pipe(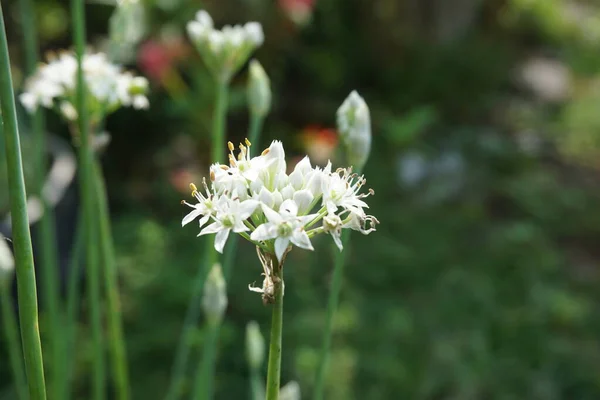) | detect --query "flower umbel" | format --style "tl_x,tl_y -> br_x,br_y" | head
19,51 -> 149,124
187,10 -> 264,83
181,139 -> 378,298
